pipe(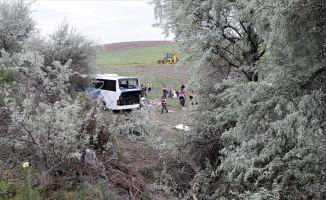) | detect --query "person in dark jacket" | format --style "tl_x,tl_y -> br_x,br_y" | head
180,82 -> 185,92
162,85 -> 168,98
